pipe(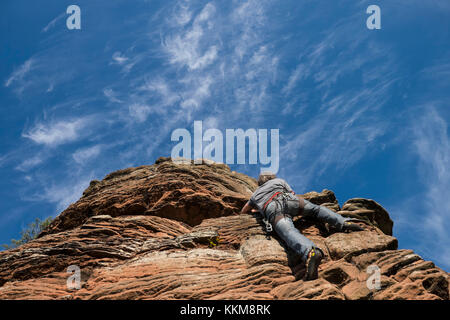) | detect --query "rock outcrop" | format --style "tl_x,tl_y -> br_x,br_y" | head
0,157 -> 448,300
